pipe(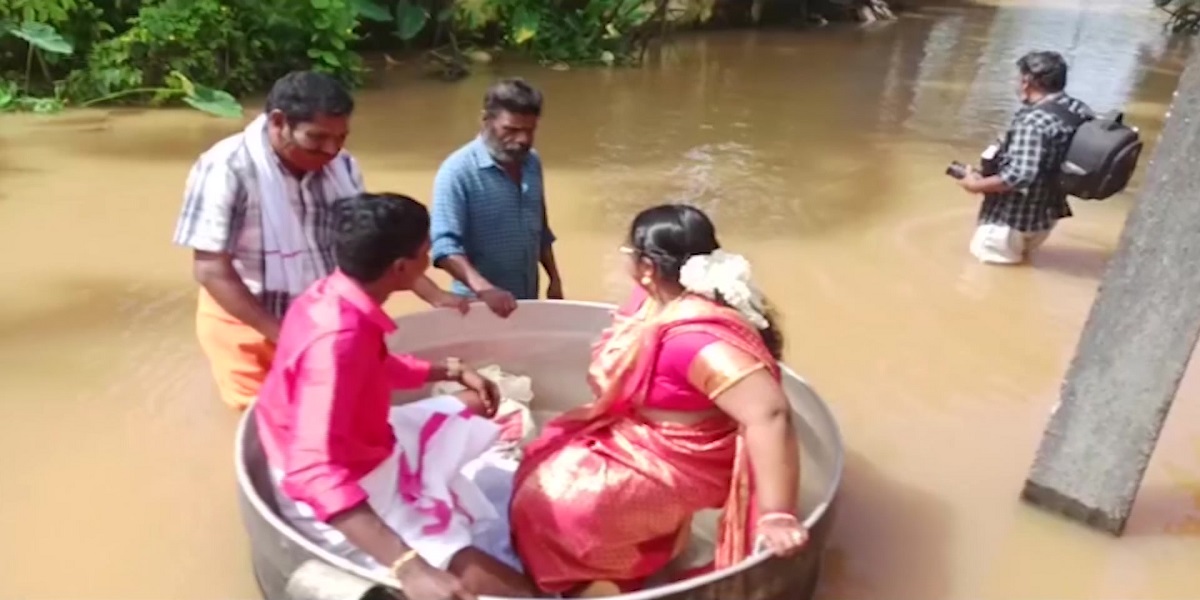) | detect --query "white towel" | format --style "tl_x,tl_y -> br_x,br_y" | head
375,395 -> 501,569
243,114 -> 359,298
